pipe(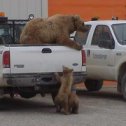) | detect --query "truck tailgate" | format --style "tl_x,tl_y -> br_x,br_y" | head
10,45 -> 83,74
